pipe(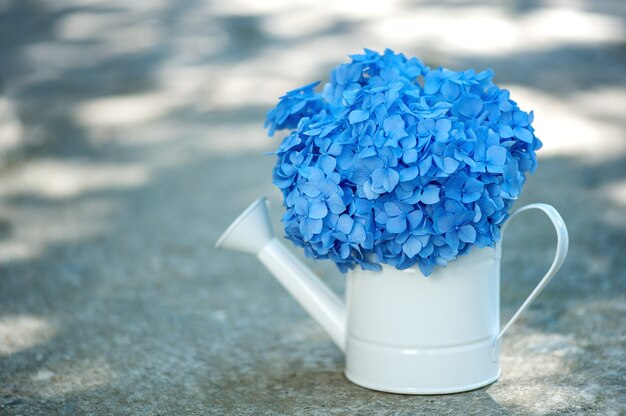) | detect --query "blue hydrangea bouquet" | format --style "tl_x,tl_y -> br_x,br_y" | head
265,49 -> 541,276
